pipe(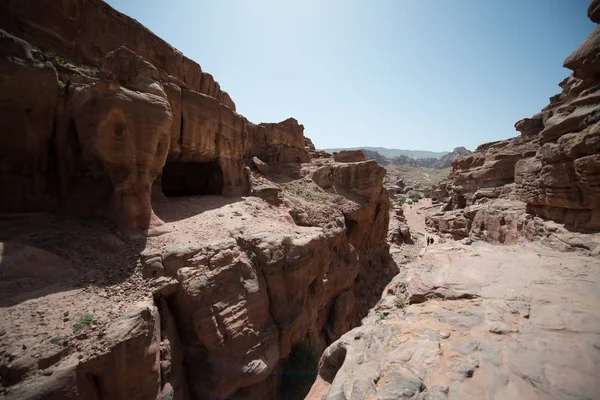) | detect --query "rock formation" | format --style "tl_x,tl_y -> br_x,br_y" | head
426,7 -> 600,254
0,1 -> 393,399
434,146 -> 472,169
0,0 -> 235,109
307,241 -> 600,400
